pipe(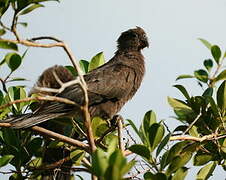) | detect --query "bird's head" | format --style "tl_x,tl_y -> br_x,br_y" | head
117,27 -> 149,51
